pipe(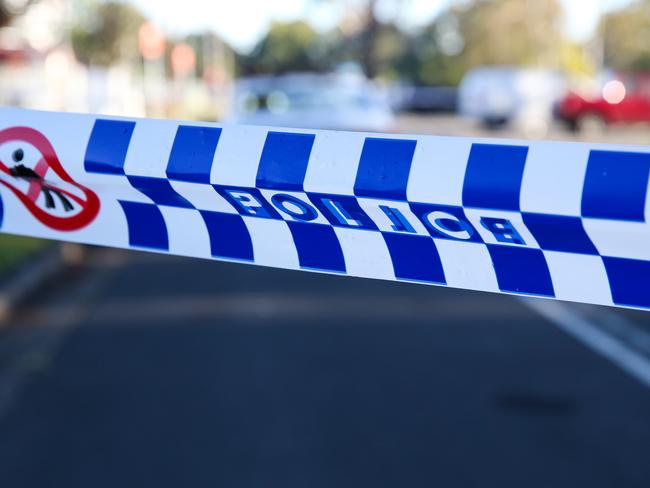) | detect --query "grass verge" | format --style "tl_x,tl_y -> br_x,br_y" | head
0,234 -> 51,277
